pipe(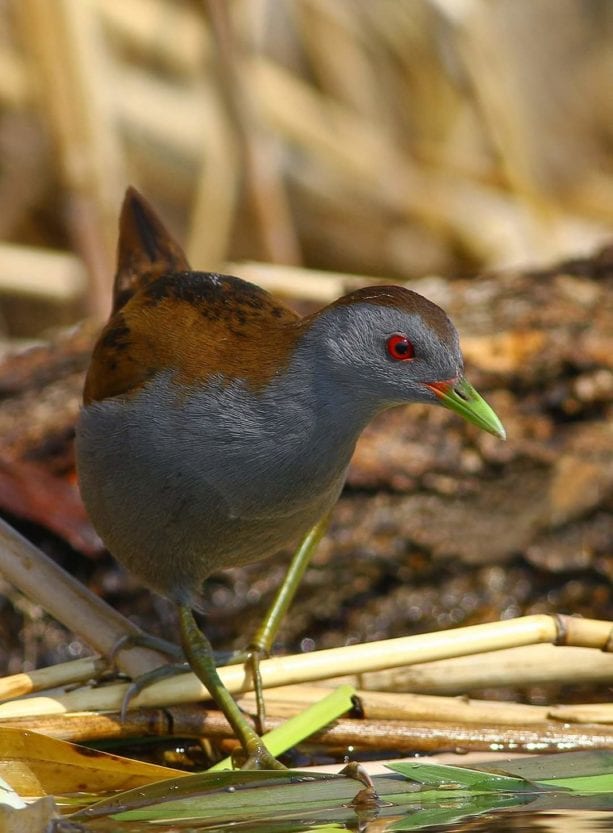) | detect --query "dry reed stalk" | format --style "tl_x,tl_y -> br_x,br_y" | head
345,643 -> 613,695
252,56 -> 419,201
7,7 -> 588,275
0,48 -> 30,110
238,684 -> 549,726
224,261 -> 367,302
186,87 -> 241,269
239,684 -> 613,728
16,0 -> 126,320
0,708 -> 181,744
3,0 -> 608,282
0,518 -> 166,681
0,658 -> 106,702
205,0 -> 301,265
295,716 -> 613,754
295,2 -> 382,118
2,706 -> 611,754
98,0 -> 208,77
0,243 -> 85,301
549,704 -> 613,725
439,1 -> 543,201
116,69 -> 210,162
0,614 -> 610,720
250,55 -> 569,269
